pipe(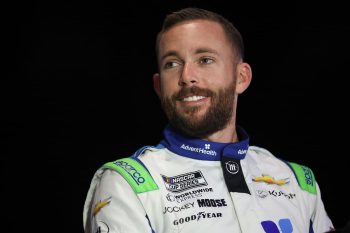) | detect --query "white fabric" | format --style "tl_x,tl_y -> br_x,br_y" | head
83,146 -> 333,233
